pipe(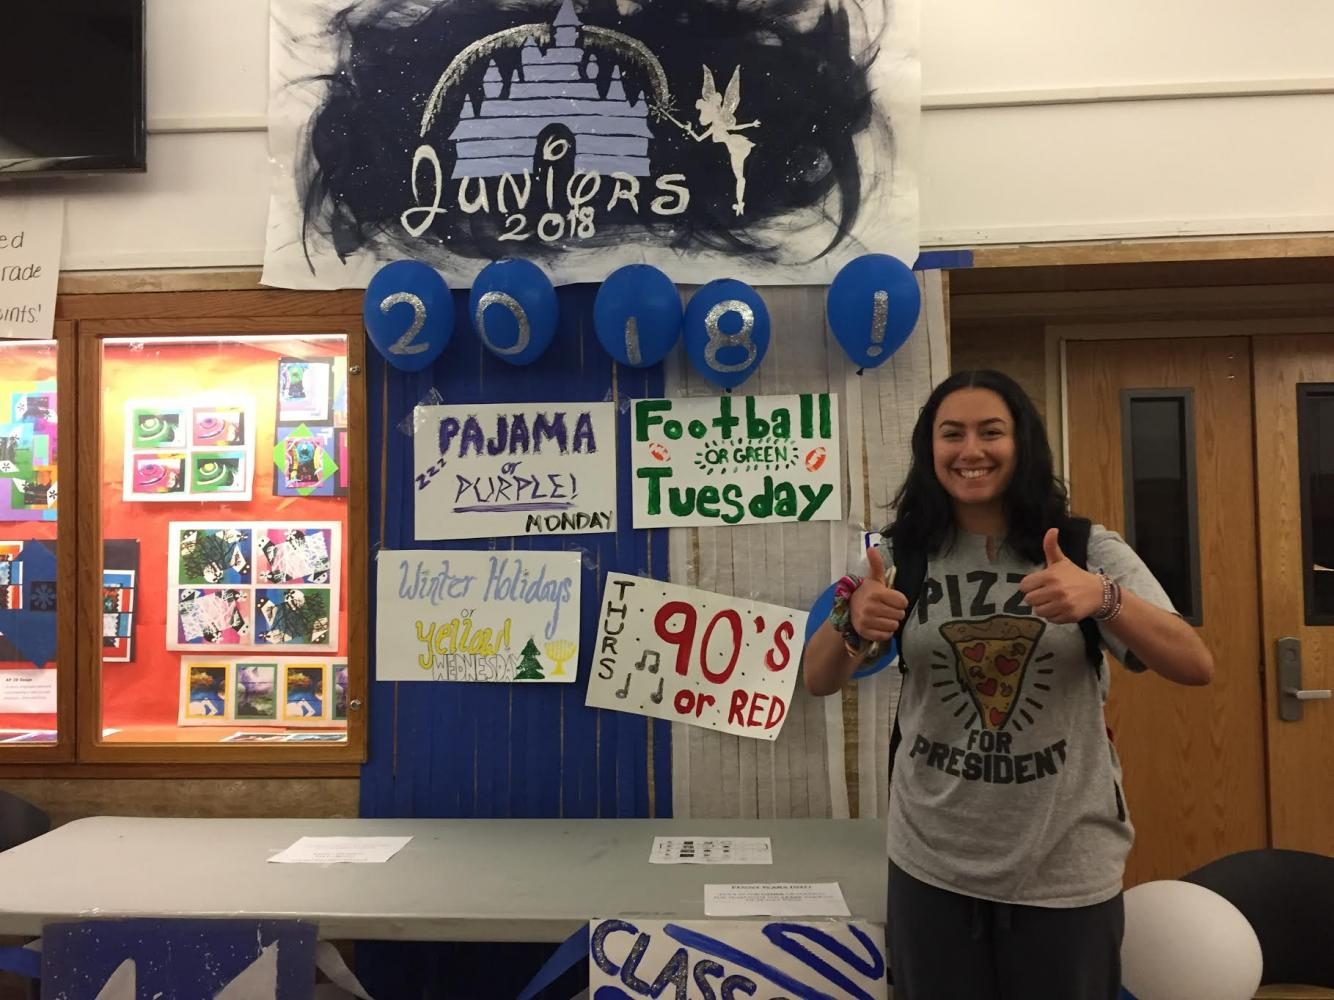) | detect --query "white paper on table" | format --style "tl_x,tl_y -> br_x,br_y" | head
267,836 -> 412,864
650,836 -> 772,865
704,882 -> 851,917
